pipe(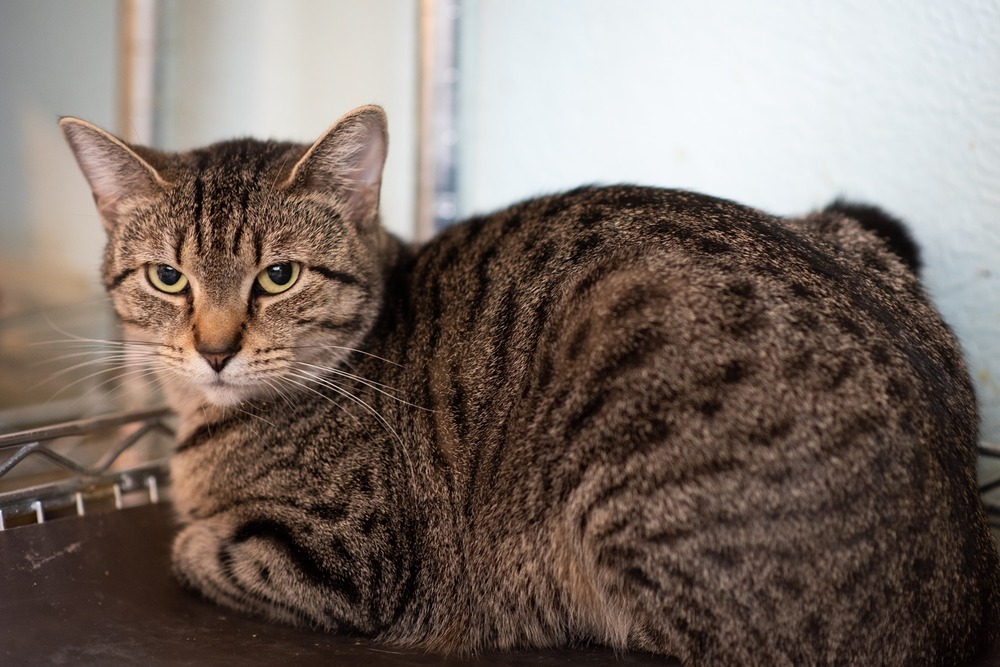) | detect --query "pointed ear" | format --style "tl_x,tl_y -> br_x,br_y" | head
283,105 -> 388,225
59,117 -> 166,230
